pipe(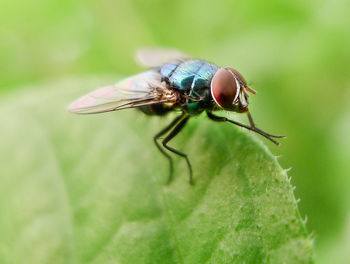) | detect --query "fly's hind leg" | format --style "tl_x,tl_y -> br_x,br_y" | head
162,116 -> 193,184
154,114 -> 184,184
